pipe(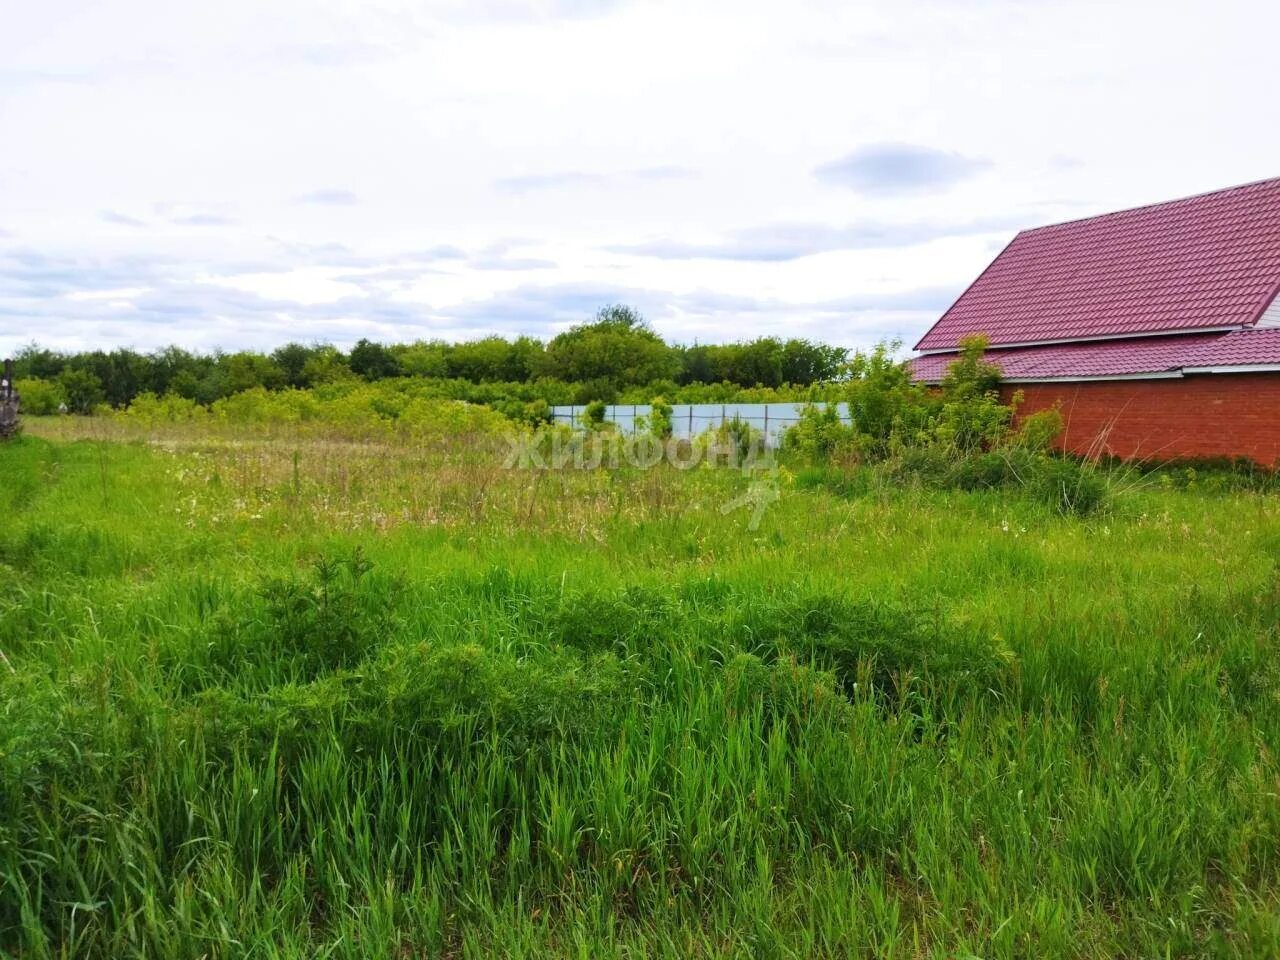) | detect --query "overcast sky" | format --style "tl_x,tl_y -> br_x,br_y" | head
3,0 -> 1278,356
